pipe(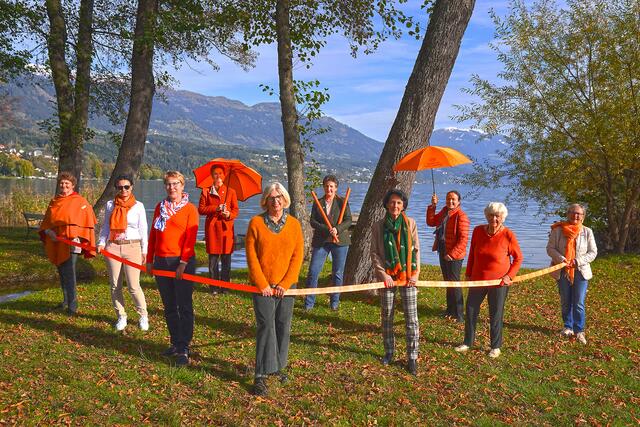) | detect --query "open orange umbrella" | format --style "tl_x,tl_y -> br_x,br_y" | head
393,146 -> 472,194
193,158 -> 262,201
